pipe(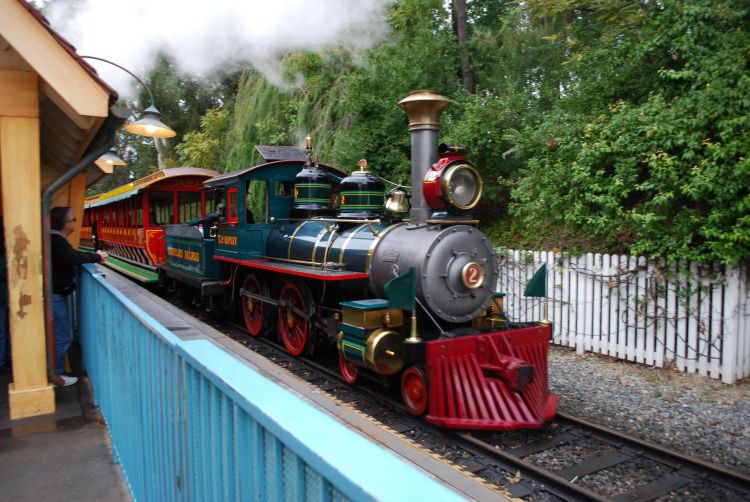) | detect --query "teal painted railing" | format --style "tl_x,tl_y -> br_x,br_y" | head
77,265 -> 462,501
